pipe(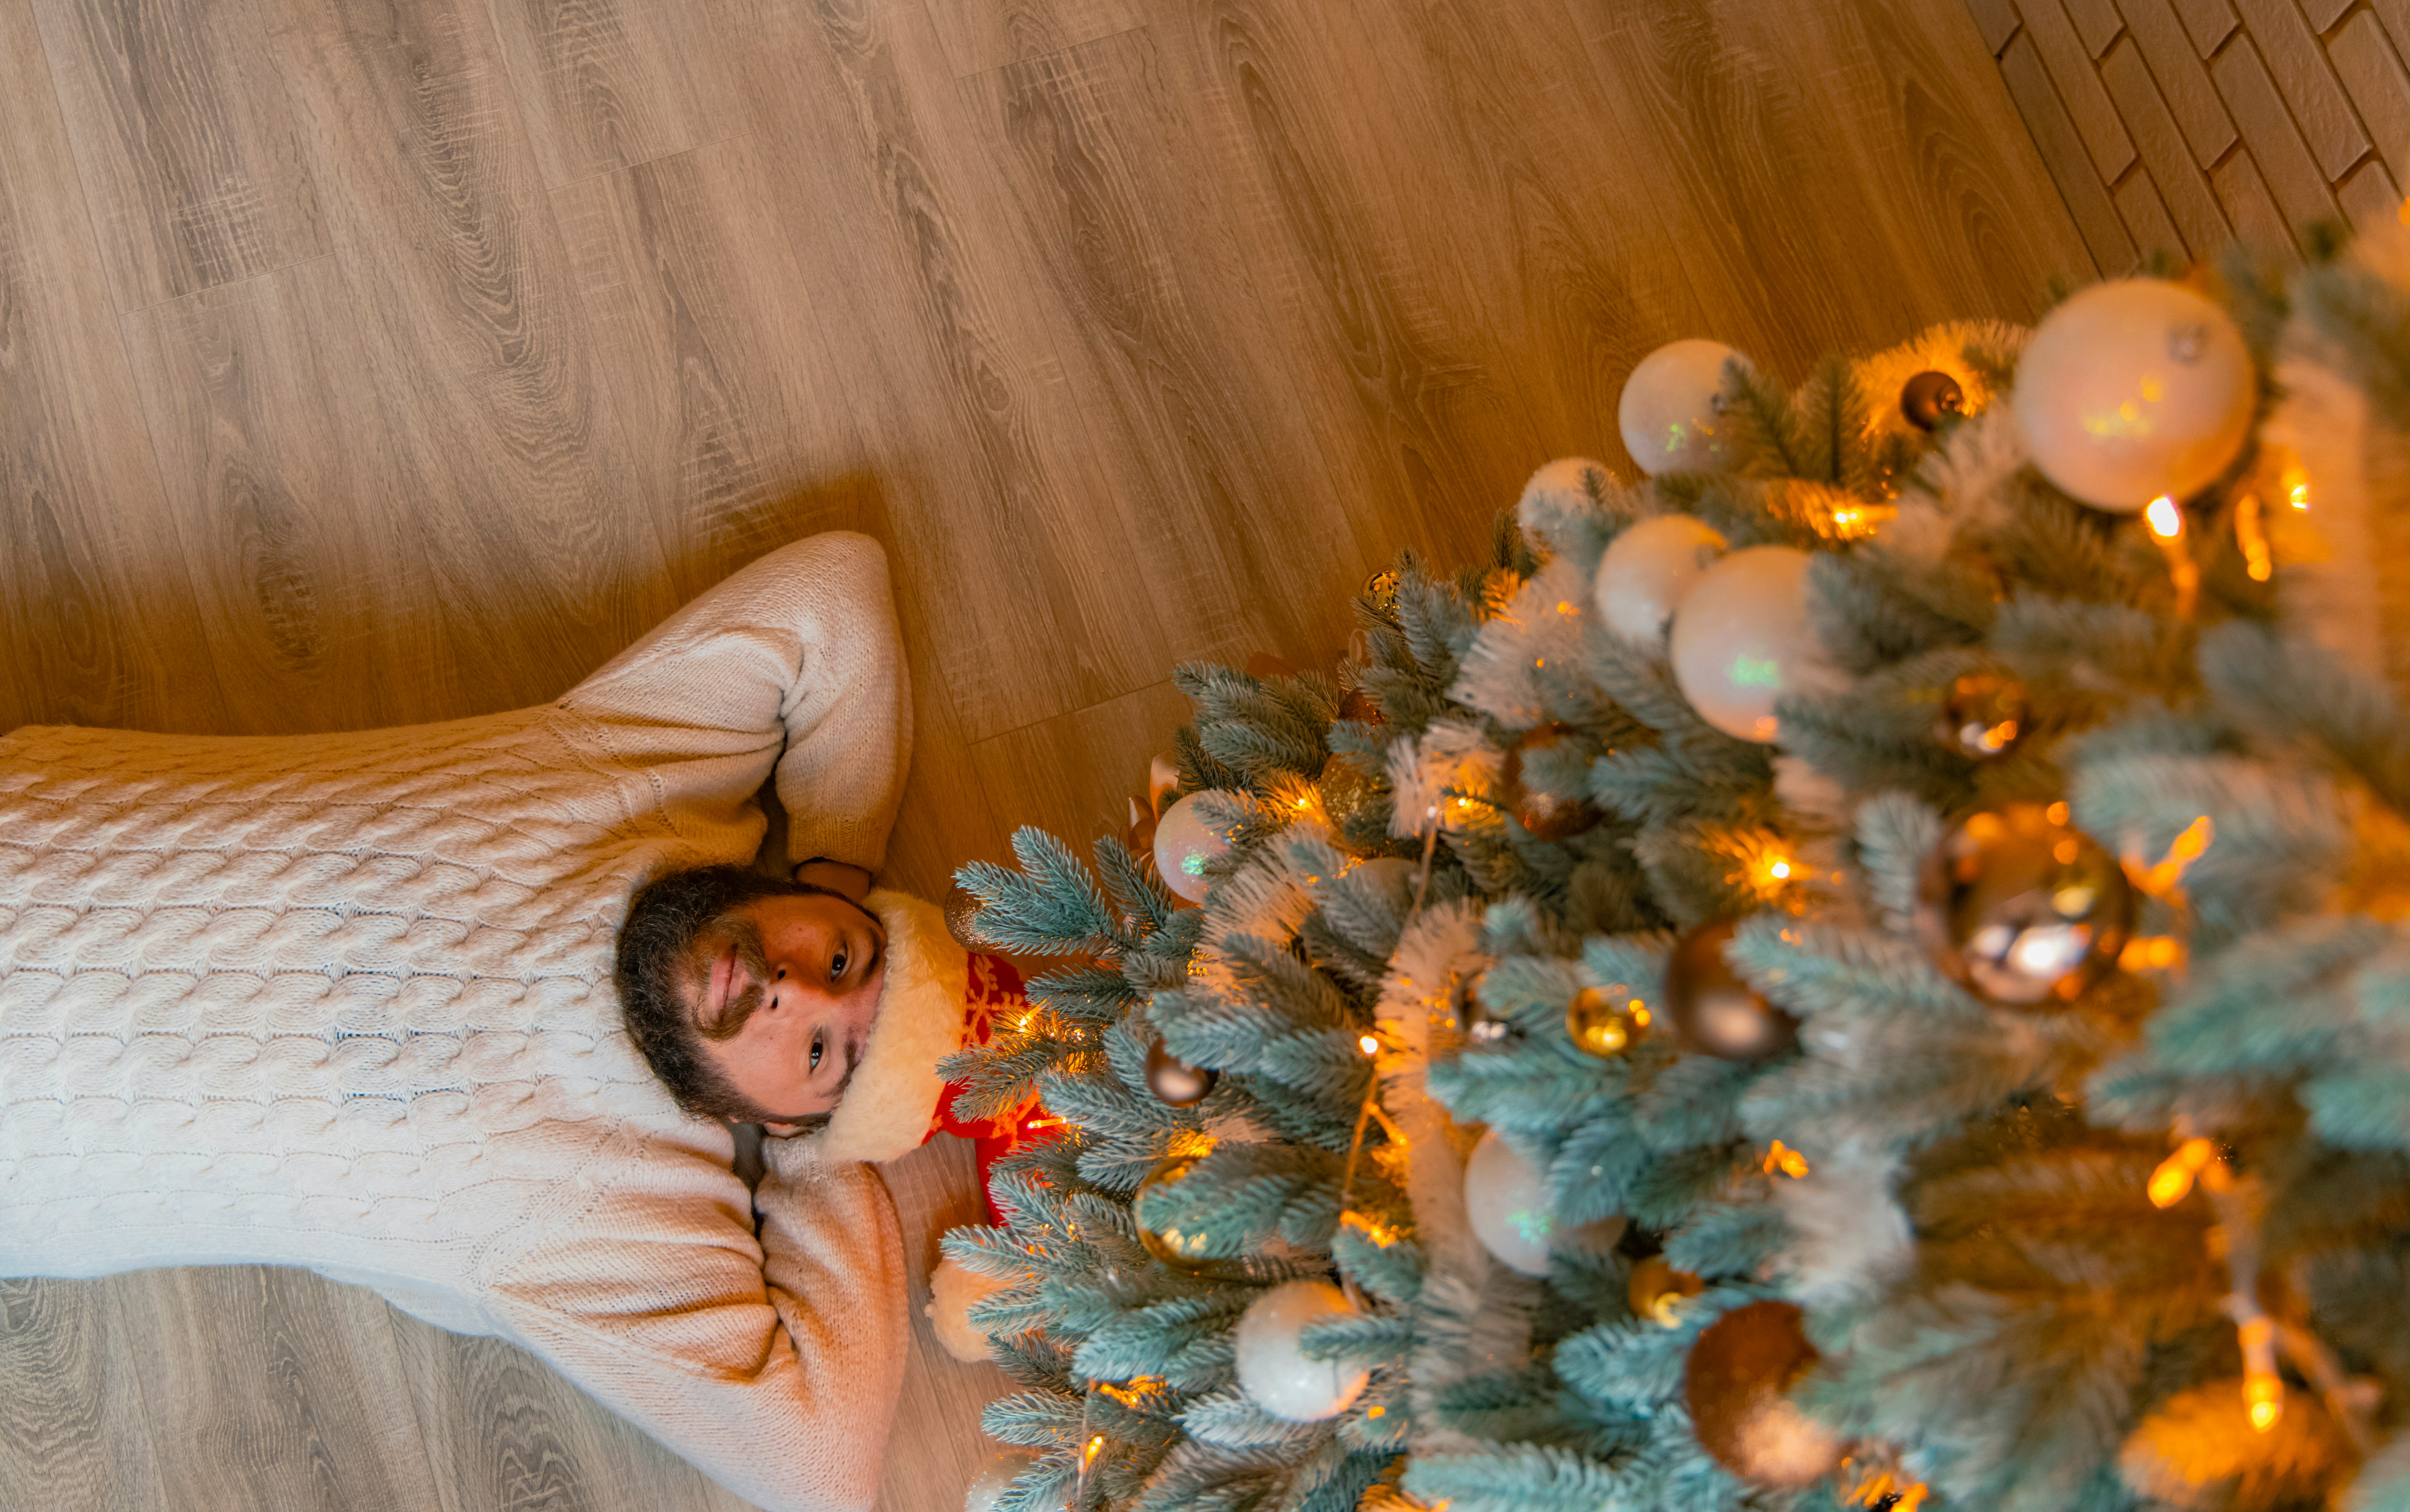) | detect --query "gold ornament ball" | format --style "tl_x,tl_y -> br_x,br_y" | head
943,881 -> 987,950
1939,671 -> 2028,759
1684,1300 -> 1843,1490
1568,984 -> 1646,1058
1916,803 -> 2136,1006
1899,369 -> 1966,431
1365,569 -> 1401,610
1144,1038 -> 1218,1108
1135,1156 -> 1221,1274
1498,723 -> 1602,840
1627,1256 -> 1706,1327
1451,971 -> 1516,1046
1665,919 -> 1799,1062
